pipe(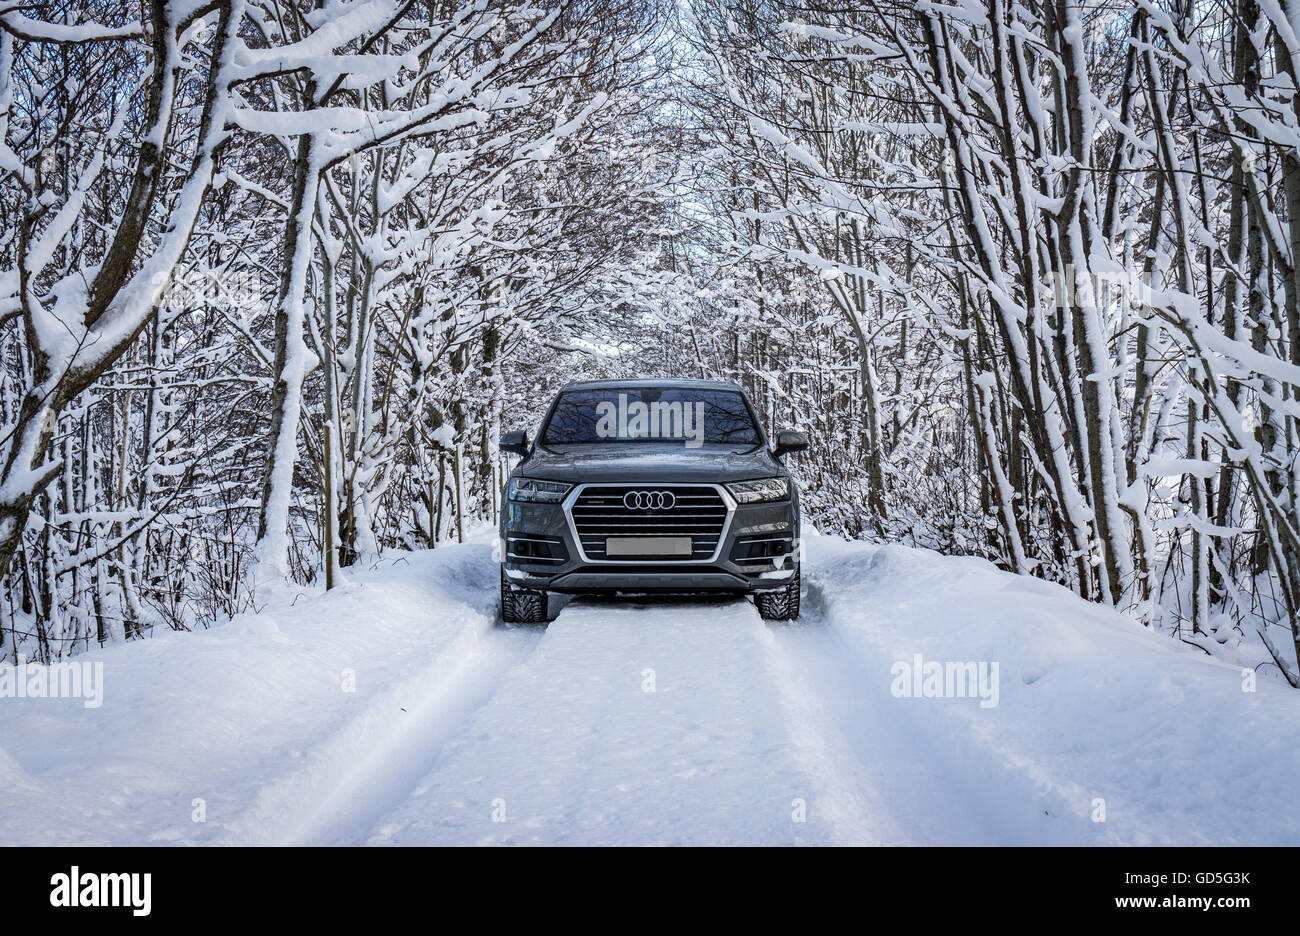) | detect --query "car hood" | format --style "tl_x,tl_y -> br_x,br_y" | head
515,442 -> 784,484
